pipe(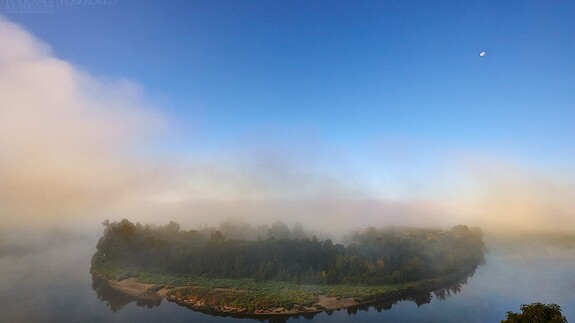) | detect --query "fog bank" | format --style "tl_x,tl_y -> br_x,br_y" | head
1,16 -> 574,237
